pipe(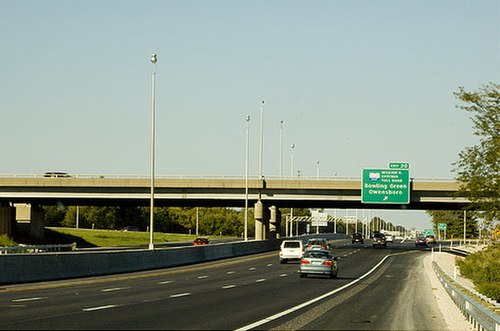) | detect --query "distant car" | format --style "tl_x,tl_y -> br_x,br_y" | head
122,226 -> 140,232
44,171 -> 71,178
425,235 -> 436,244
415,237 -> 427,247
372,233 -> 386,247
193,237 -> 210,246
352,232 -> 364,244
305,238 -> 330,251
299,249 -> 338,279
279,240 -> 304,263
384,233 -> 394,243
